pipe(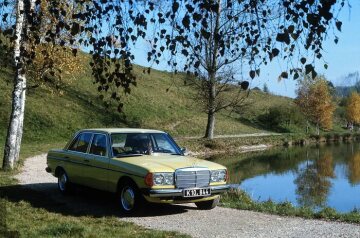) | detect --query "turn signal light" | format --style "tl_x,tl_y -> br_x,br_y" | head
145,173 -> 153,187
